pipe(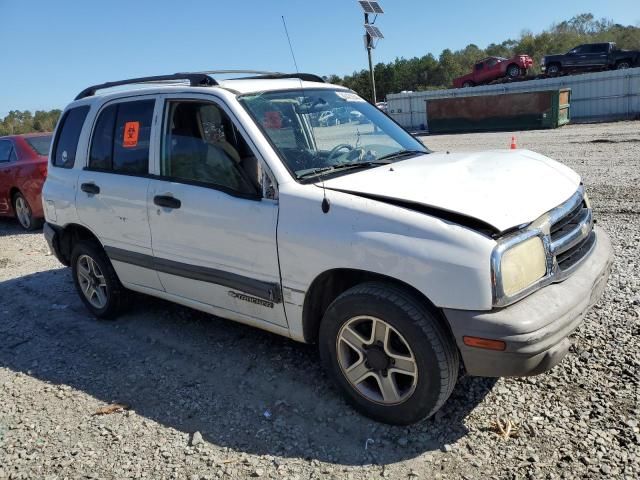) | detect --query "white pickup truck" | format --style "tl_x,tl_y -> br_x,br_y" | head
42,72 -> 612,425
